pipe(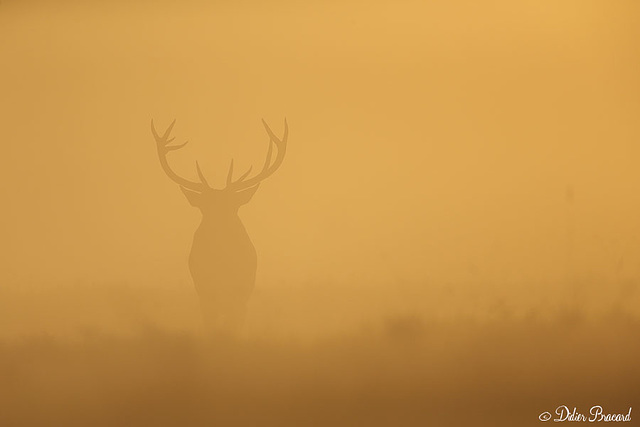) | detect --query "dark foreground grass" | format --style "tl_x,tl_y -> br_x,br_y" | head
1,310 -> 637,427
